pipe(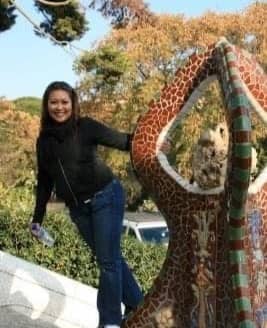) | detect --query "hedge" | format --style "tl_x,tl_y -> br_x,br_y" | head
0,184 -> 166,293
